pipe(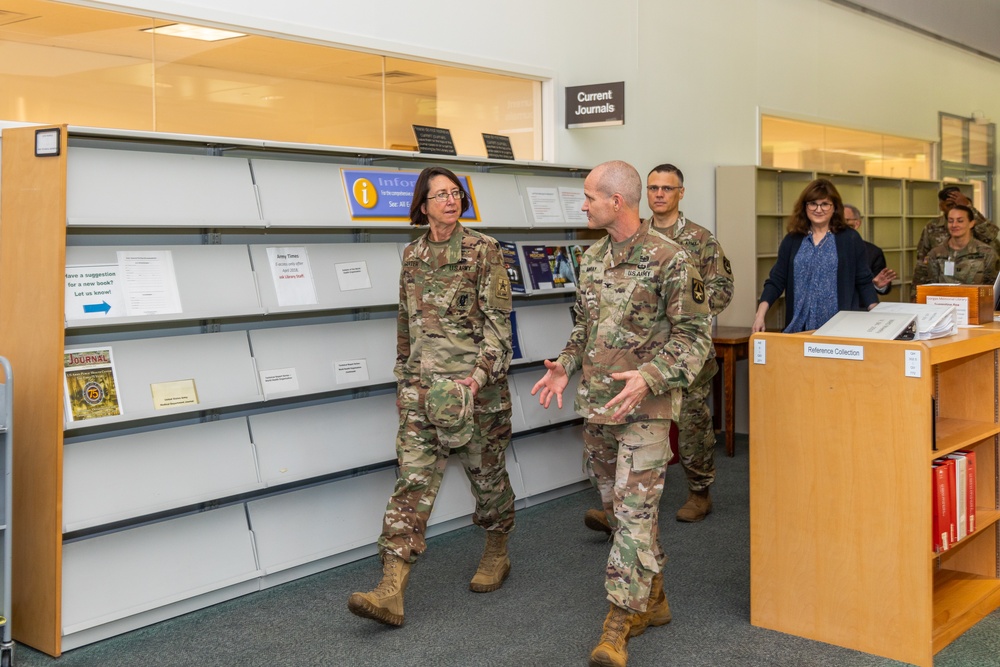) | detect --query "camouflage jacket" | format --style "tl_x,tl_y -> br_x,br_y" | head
649,213 -> 734,317
921,237 -> 999,287
556,219 -> 712,425
395,224 -> 513,414
914,212 -> 1000,286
